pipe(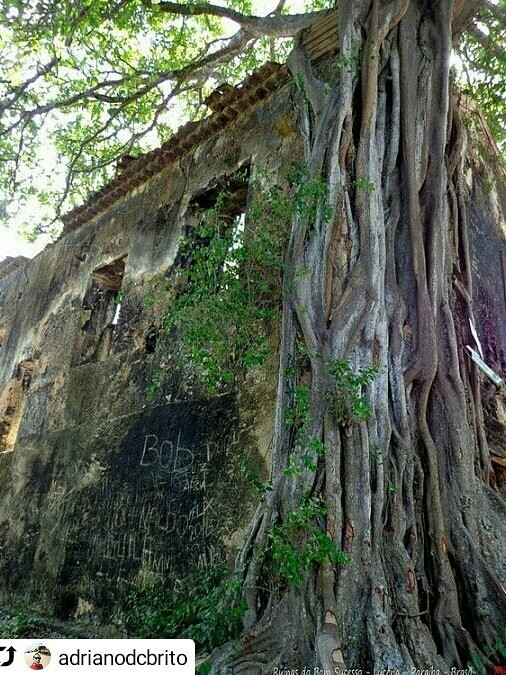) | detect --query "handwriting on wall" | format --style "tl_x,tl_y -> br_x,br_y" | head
41,400 -> 243,600
82,423 -> 241,586
139,432 -> 195,470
